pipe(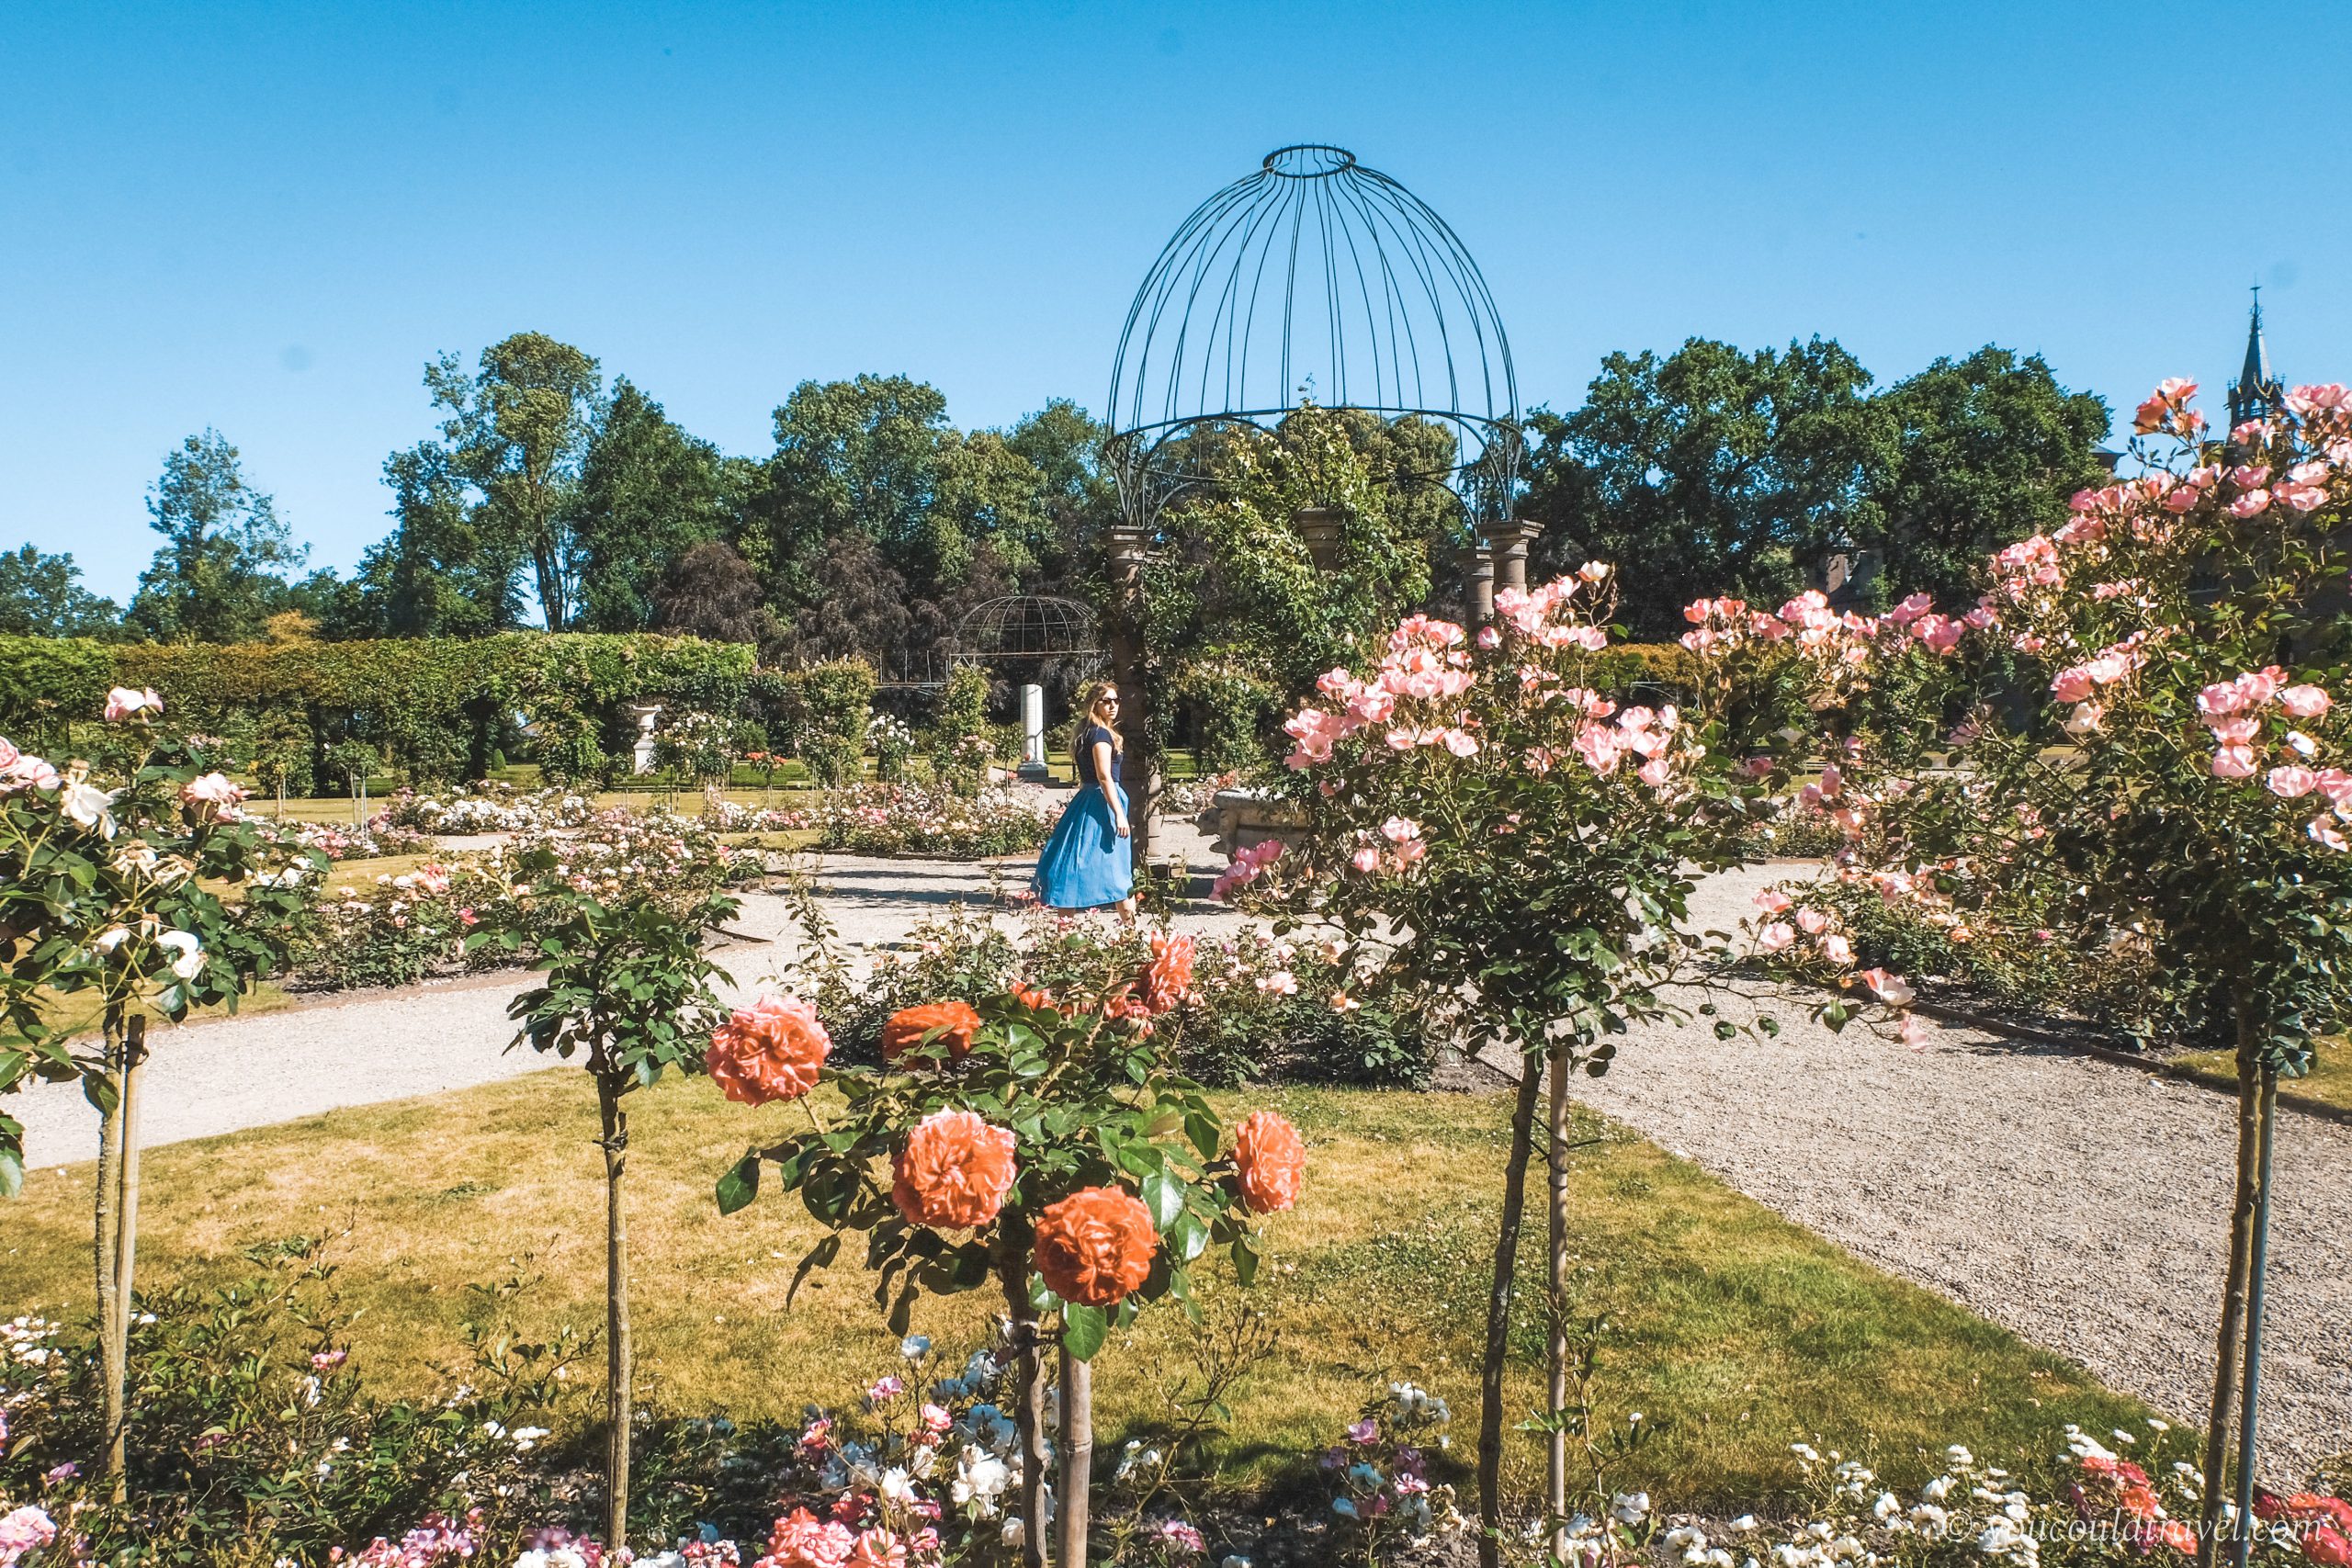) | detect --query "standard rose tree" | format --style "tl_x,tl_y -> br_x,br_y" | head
709,934 -> 1303,1568
0,691 -> 322,1498
1252,577 -> 1787,1566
